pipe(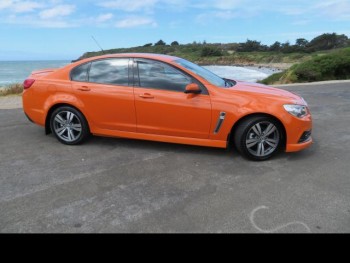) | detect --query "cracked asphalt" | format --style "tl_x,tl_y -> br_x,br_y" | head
0,81 -> 350,233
